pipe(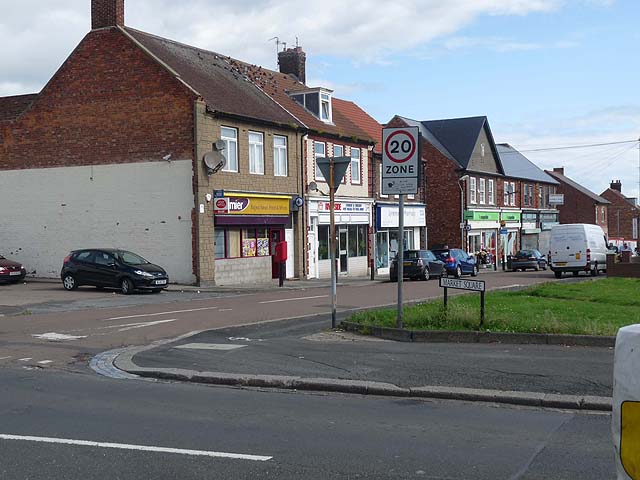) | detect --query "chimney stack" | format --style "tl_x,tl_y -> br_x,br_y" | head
92,0 -> 124,29
610,180 -> 622,192
278,47 -> 306,84
553,167 -> 565,175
